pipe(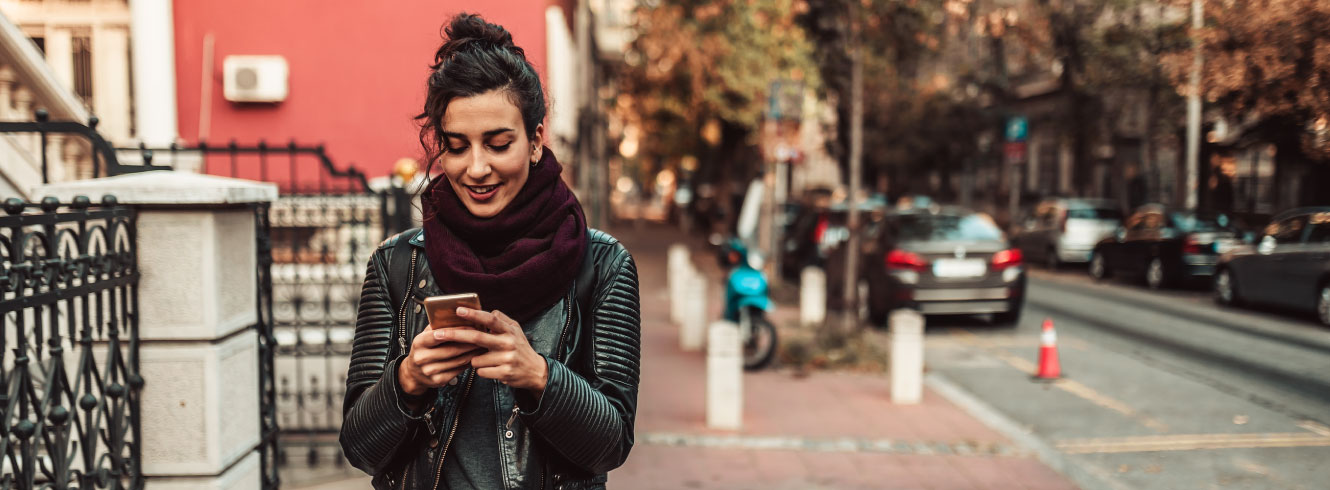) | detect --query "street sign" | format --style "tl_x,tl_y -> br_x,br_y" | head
1004,141 -> 1027,163
1005,116 -> 1028,142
